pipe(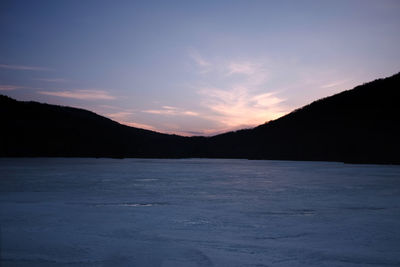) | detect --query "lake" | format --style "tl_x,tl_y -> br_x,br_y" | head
1,158 -> 400,266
